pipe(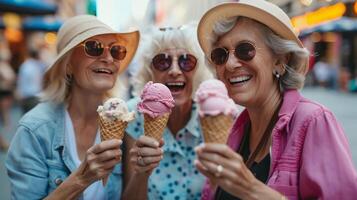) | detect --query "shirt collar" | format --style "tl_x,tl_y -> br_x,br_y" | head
184,102 -> 200,138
